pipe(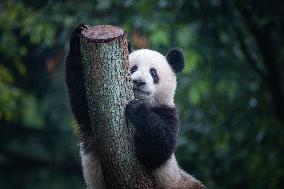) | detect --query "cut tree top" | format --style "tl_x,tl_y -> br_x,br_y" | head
82,25 -> 125,43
